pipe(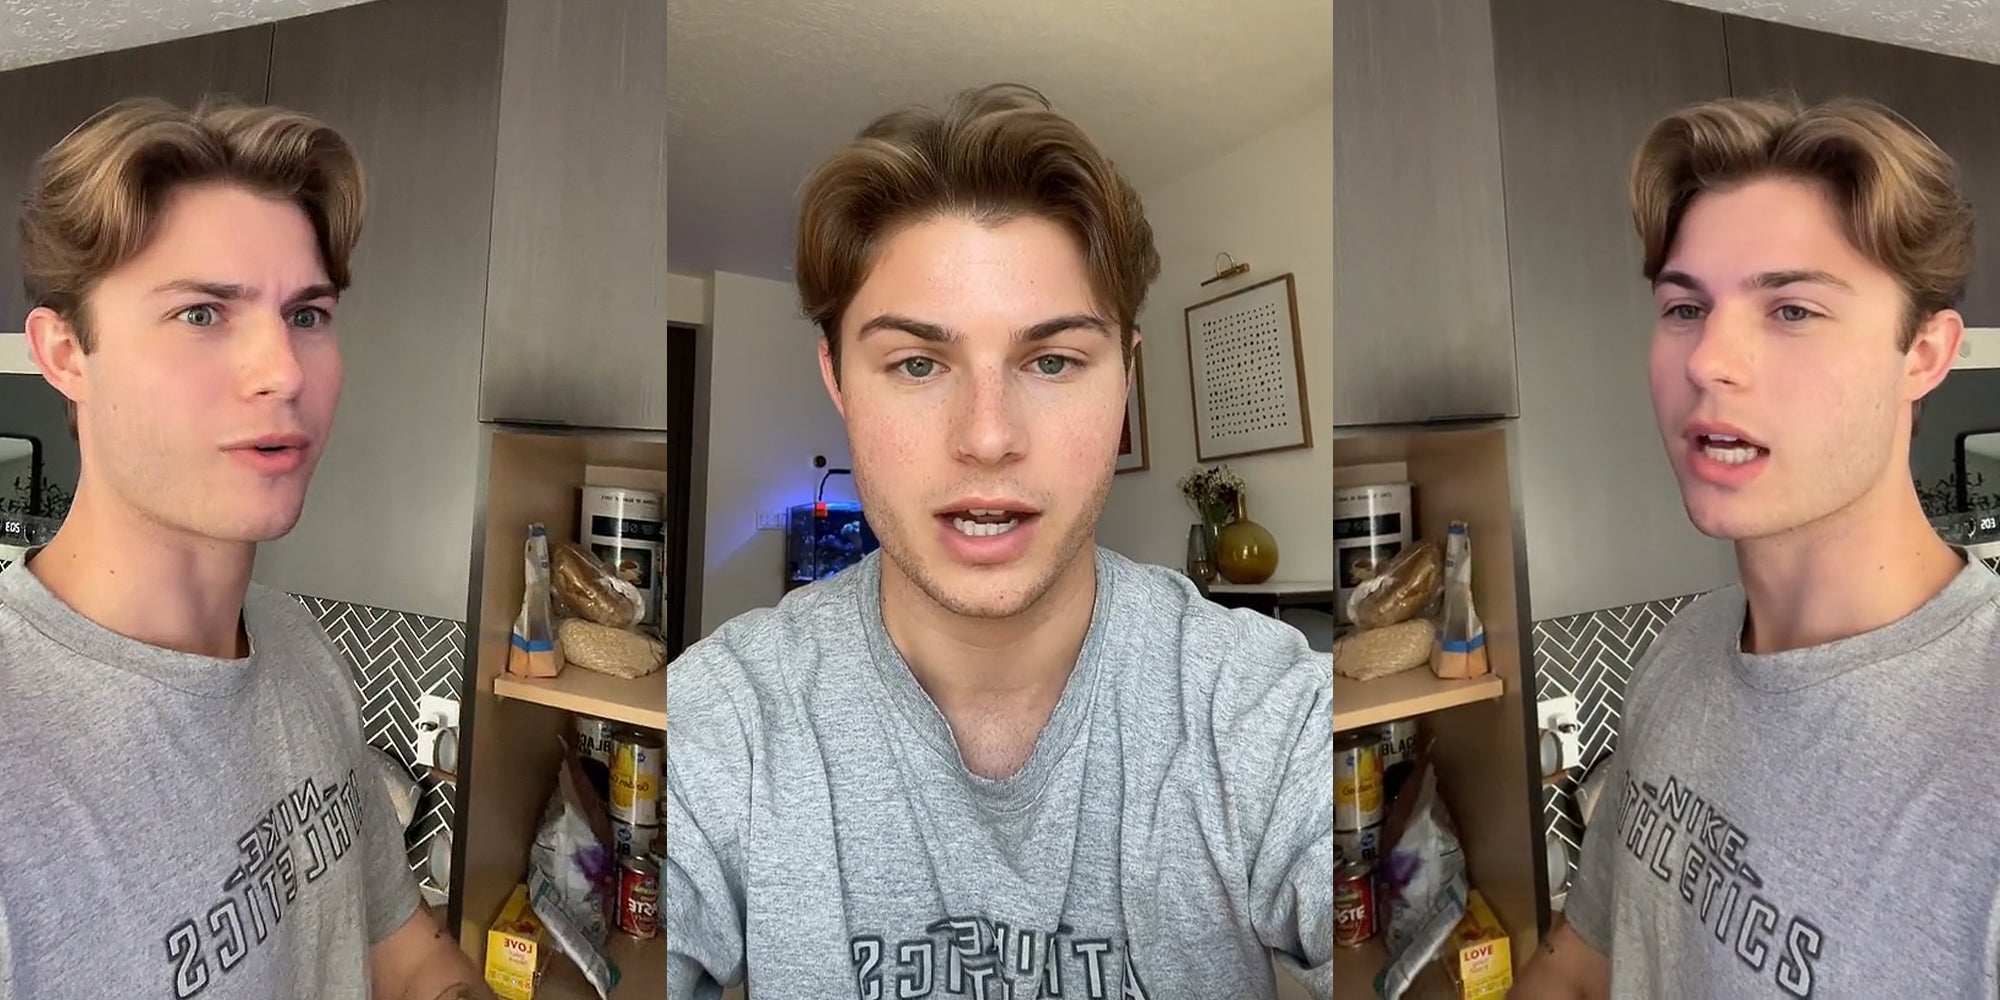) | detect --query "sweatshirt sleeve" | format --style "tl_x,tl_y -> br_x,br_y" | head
1562,752 -> 1628,954
1230,629 -> 1335,999
665,649 -> 753,1000
355,752 -> 423,945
